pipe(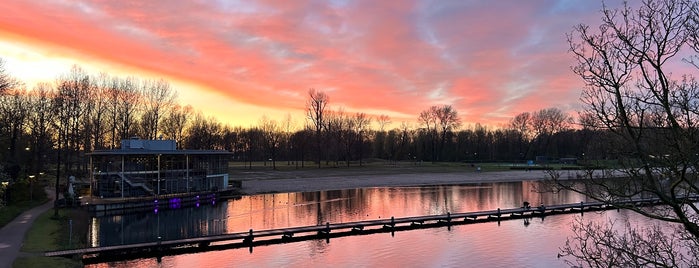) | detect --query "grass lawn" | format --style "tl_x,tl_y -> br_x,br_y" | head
13,208 -> 89,268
